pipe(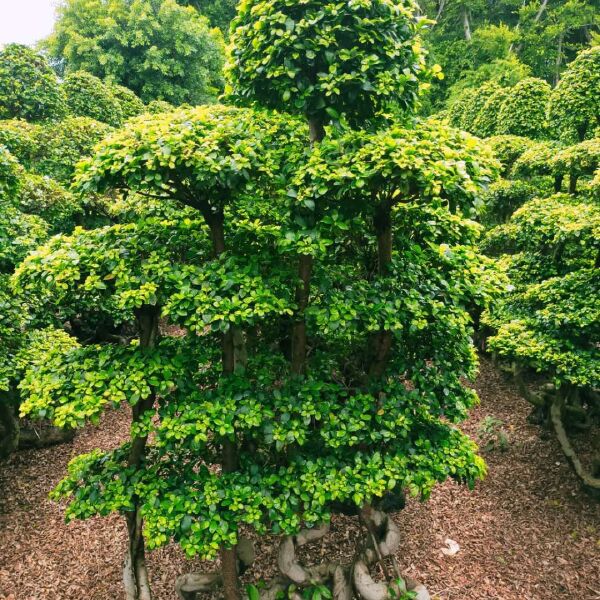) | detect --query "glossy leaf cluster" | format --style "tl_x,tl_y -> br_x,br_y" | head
227,0 -> 429,123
